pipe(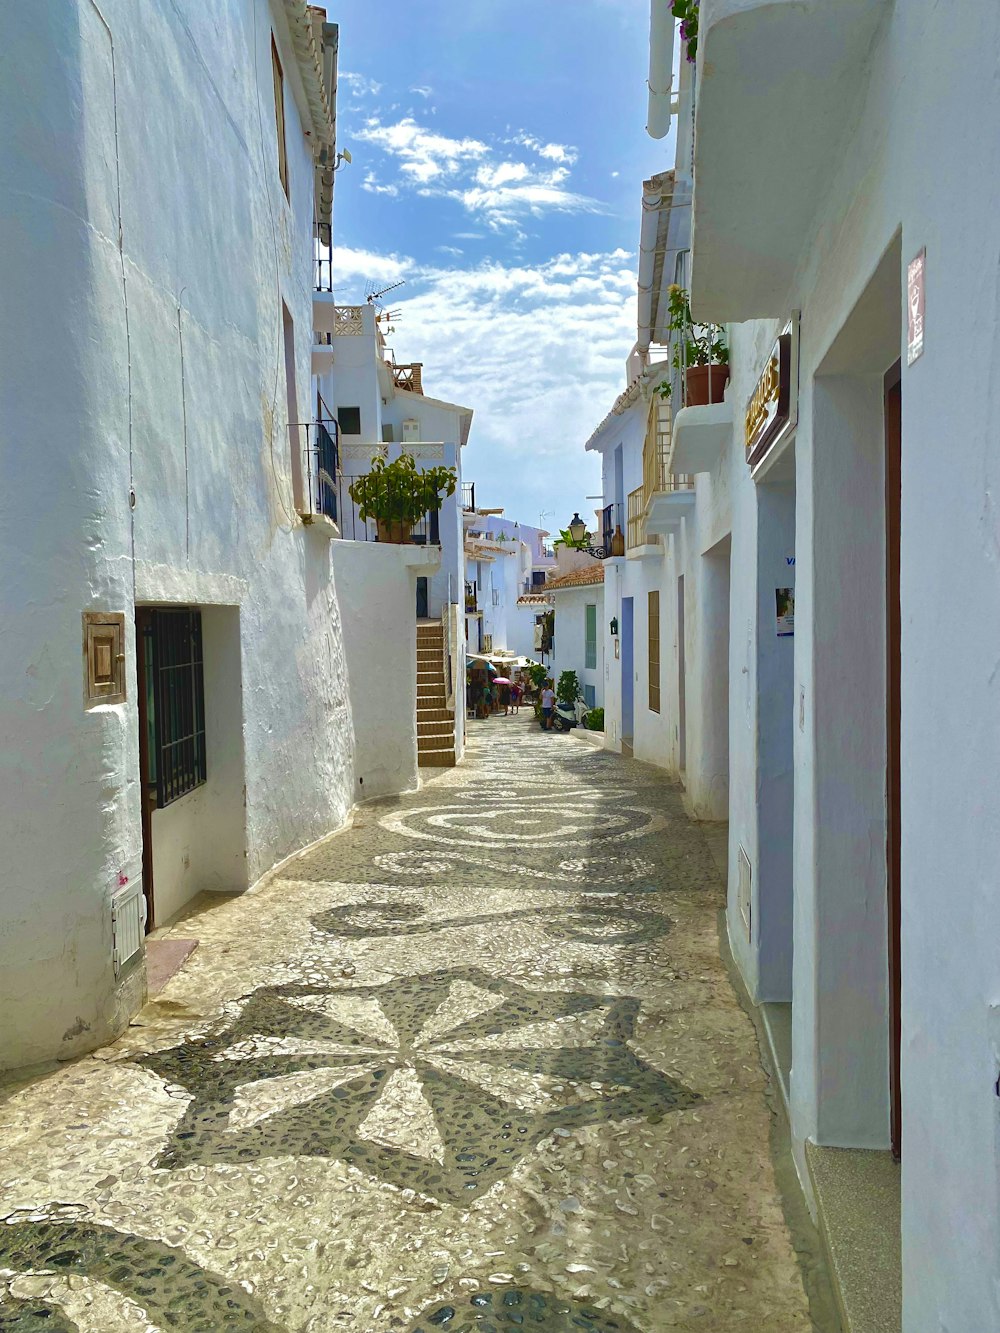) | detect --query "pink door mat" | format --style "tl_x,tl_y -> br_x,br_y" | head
146,939 -> 199,995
